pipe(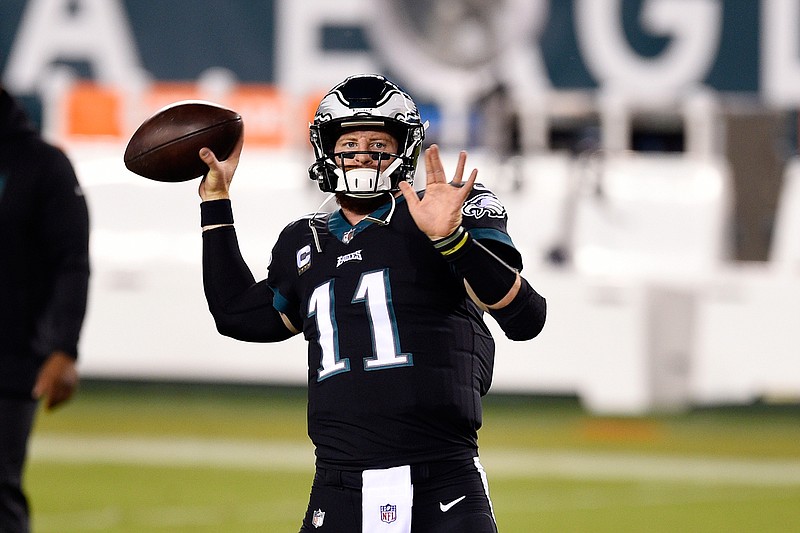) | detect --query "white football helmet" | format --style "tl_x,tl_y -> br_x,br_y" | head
308,74 -> 426,196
